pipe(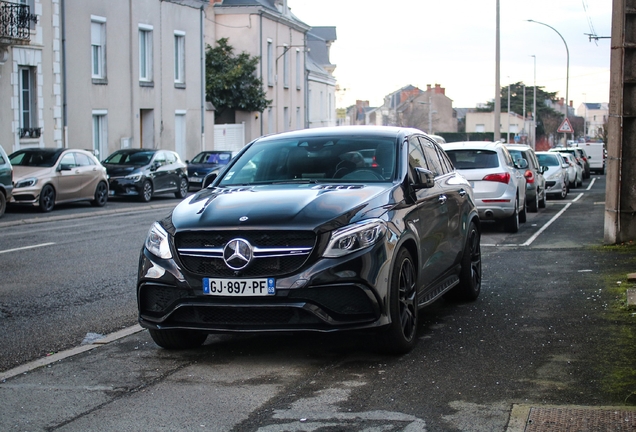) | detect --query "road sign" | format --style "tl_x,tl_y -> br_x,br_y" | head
557,118 -> 573,134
